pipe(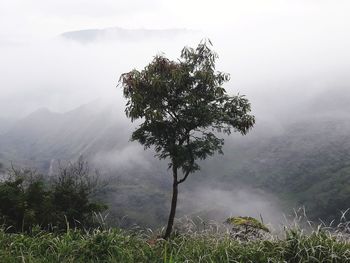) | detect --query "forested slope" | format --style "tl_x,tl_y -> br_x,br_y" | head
1,100 -> 349,225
